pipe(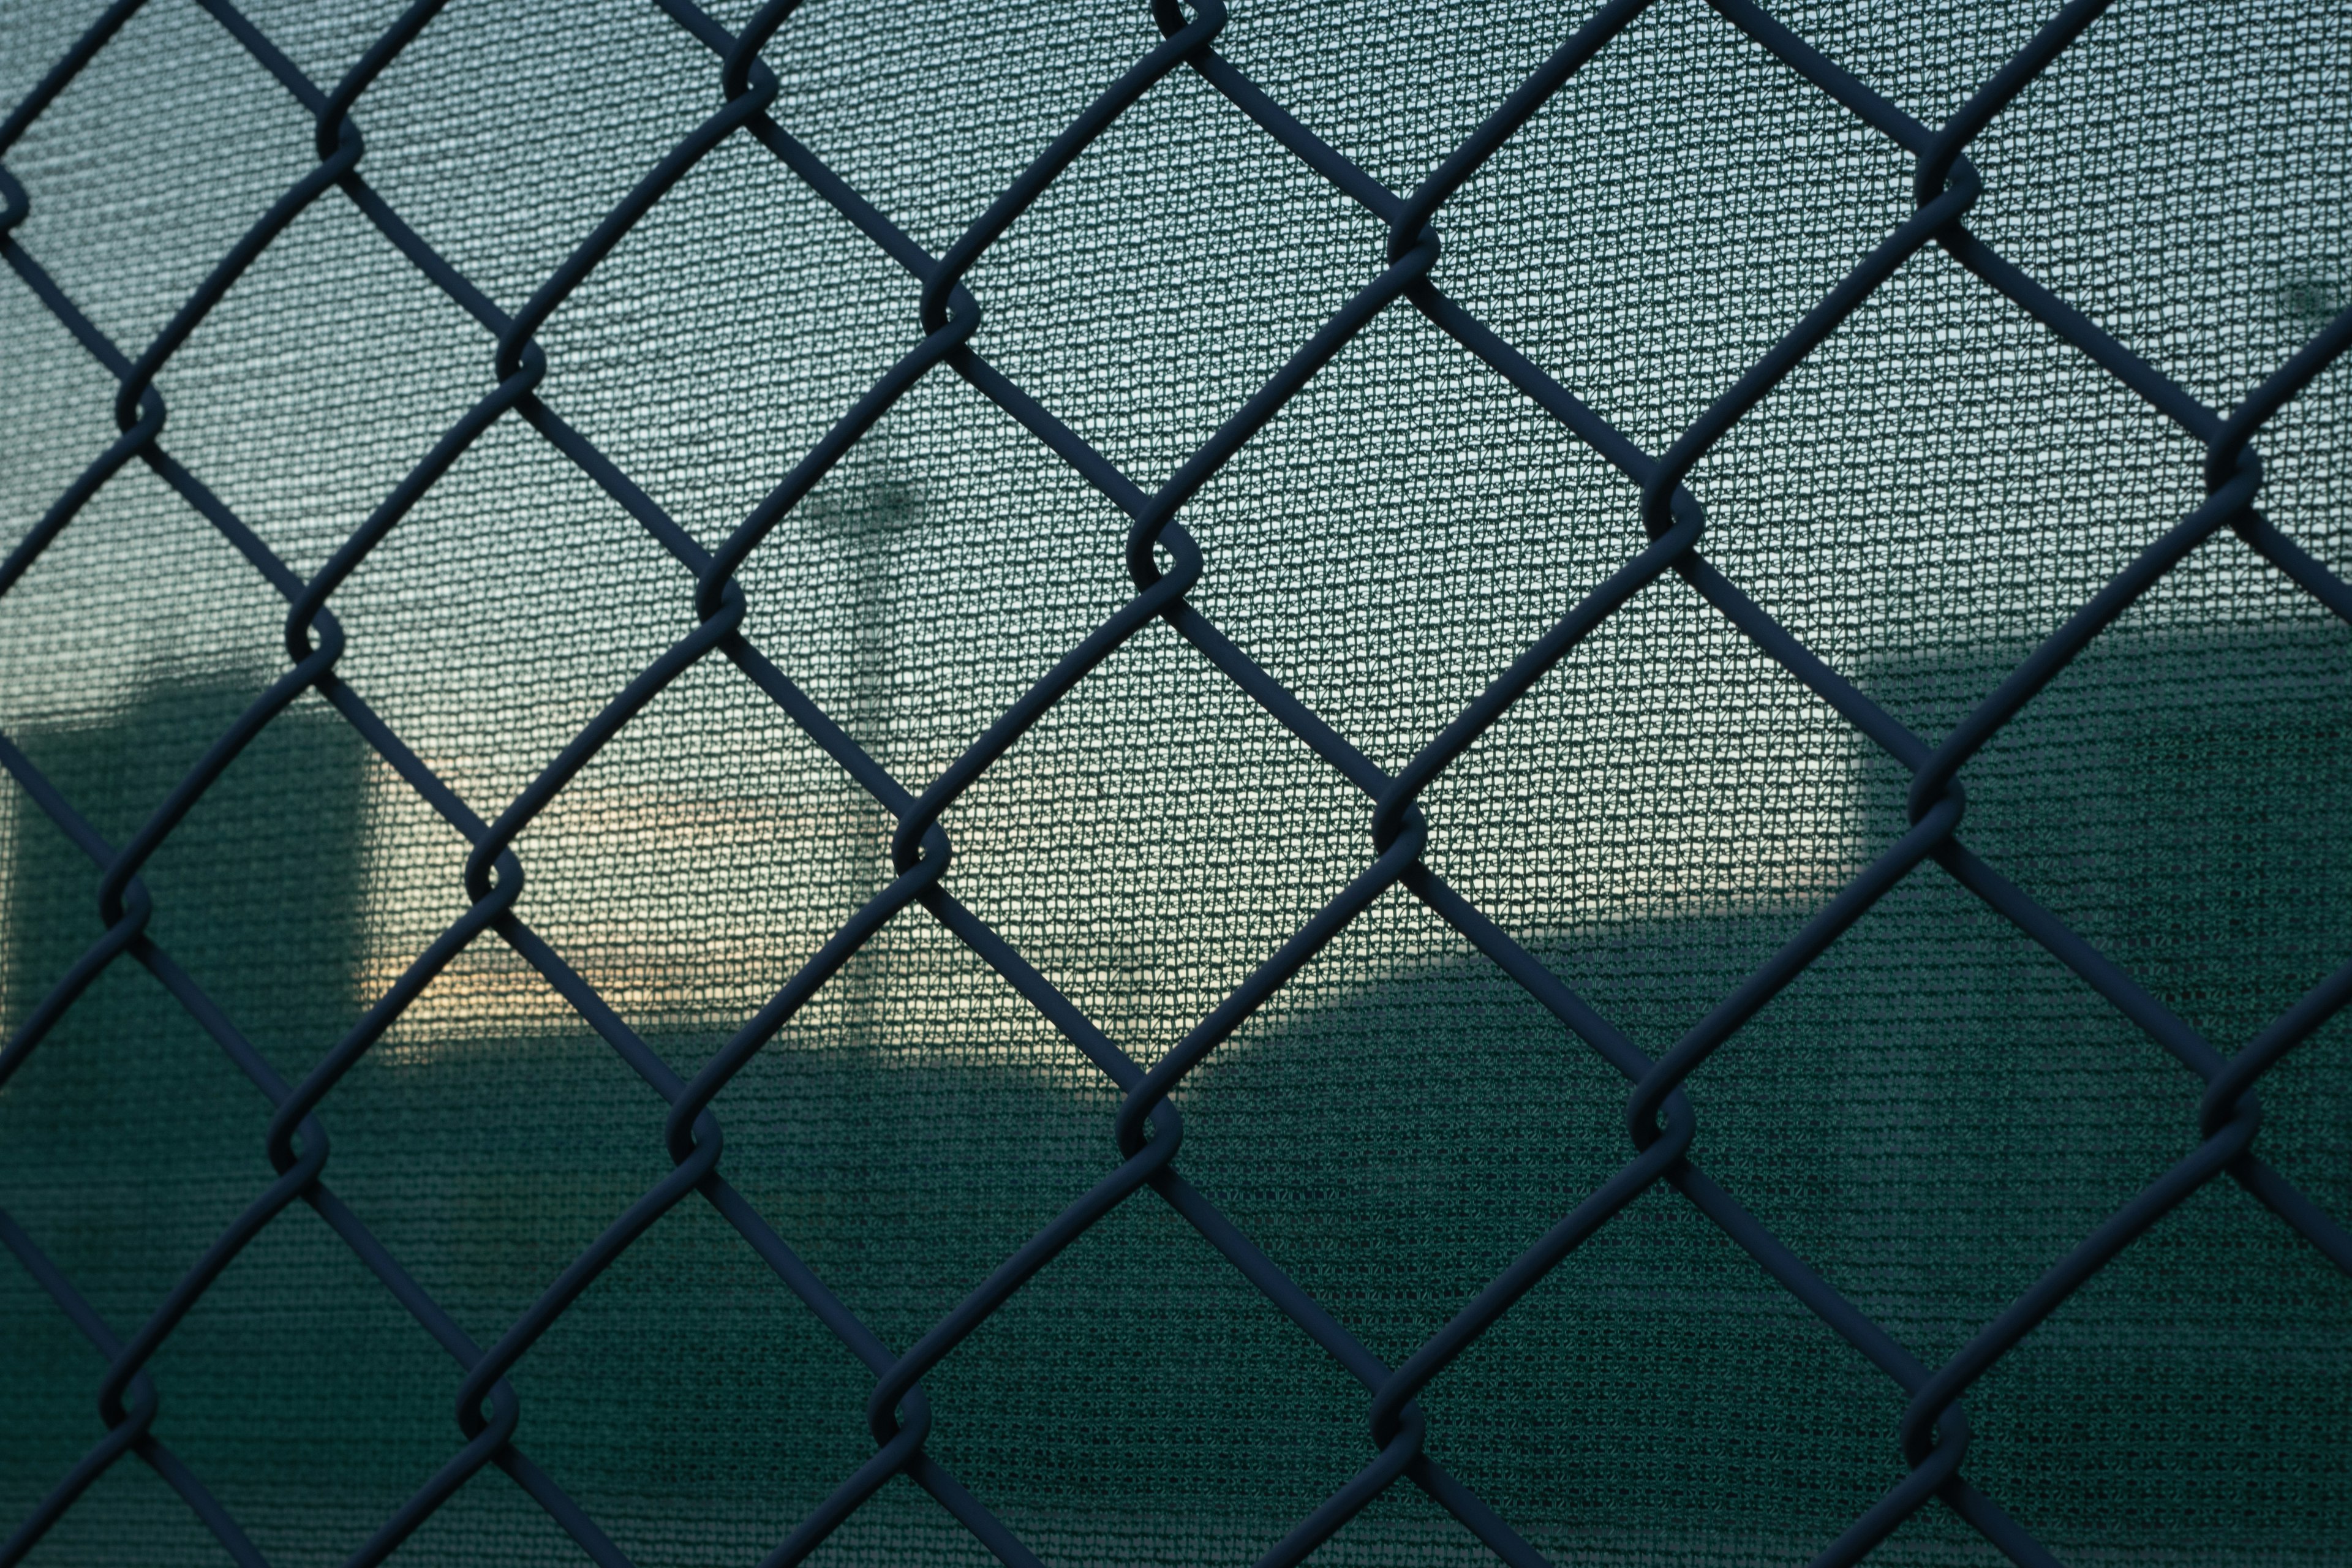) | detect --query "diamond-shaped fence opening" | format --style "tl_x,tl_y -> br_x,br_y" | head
1,1 -> 2348,1566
